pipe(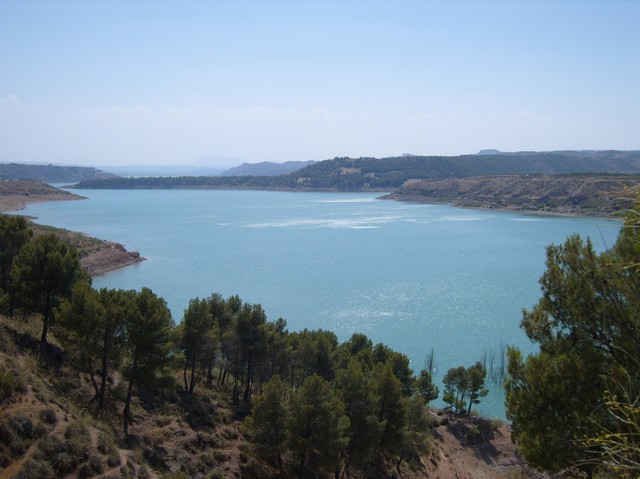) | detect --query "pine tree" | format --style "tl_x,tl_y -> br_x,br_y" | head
121,288 -> 173,436
465,362 -> 488,415
11,234 -> 85,352
415,368 -> 438,405
180,297 -> 213,393
0,214 -> 31,312
336,359 -> 383,474
373,363 -> 407,461
248,375 -> 289,469
287,375 -> 349,476
57,282 -> 105,403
